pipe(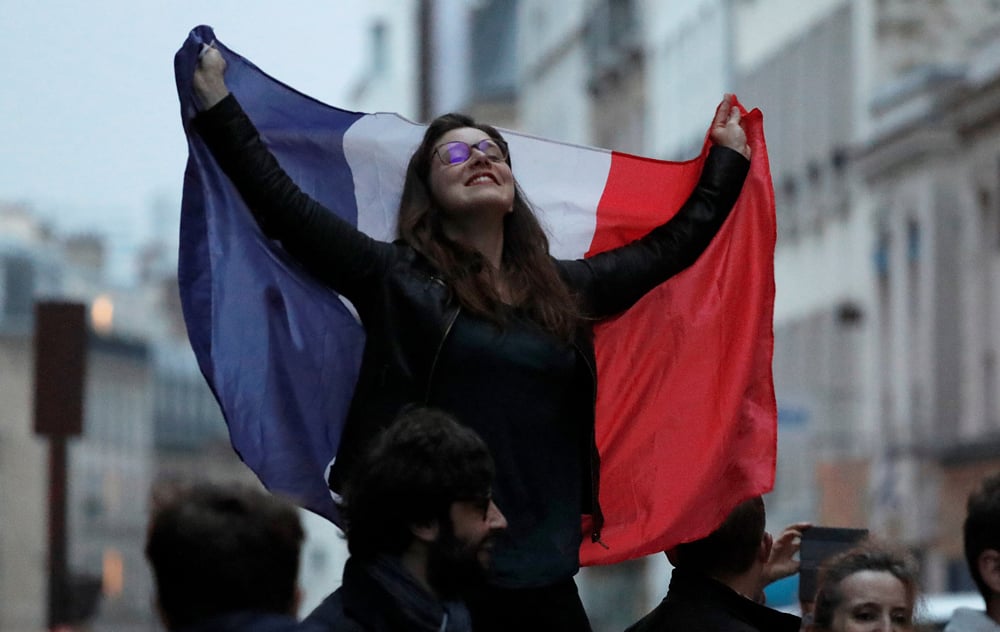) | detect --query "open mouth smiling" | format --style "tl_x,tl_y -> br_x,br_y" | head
466,173 -> 499,186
